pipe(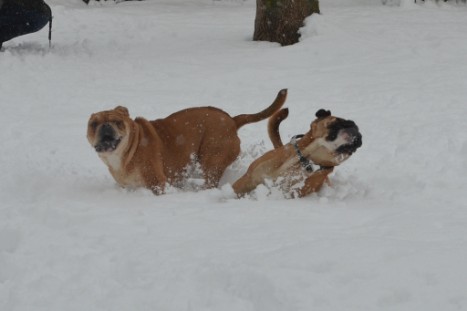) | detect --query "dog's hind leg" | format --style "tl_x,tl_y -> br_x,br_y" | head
199,147 -> 240,188
201,160 -> 230,188
197,130 -> 241,188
